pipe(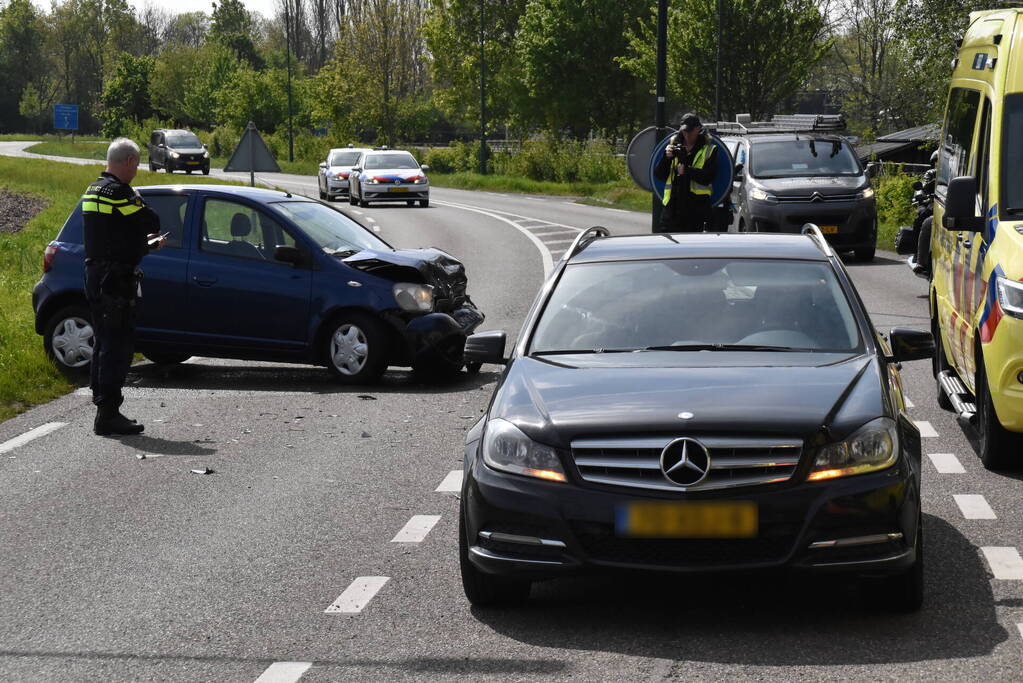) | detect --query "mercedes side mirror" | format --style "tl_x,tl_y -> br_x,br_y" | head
942,176 -> 984,231
274,245 -> 306,267
464,330 -> 507,365
888,328 -> 934,363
